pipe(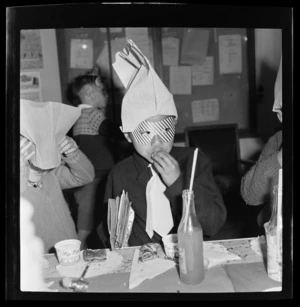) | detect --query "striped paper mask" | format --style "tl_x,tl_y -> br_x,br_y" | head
131,117 -> 176,145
